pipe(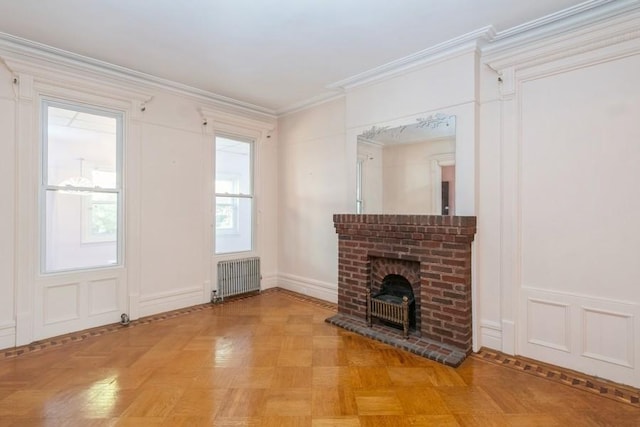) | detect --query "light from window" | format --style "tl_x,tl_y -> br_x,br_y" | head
215,136 -> 253,254
41,101 -> 122,273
